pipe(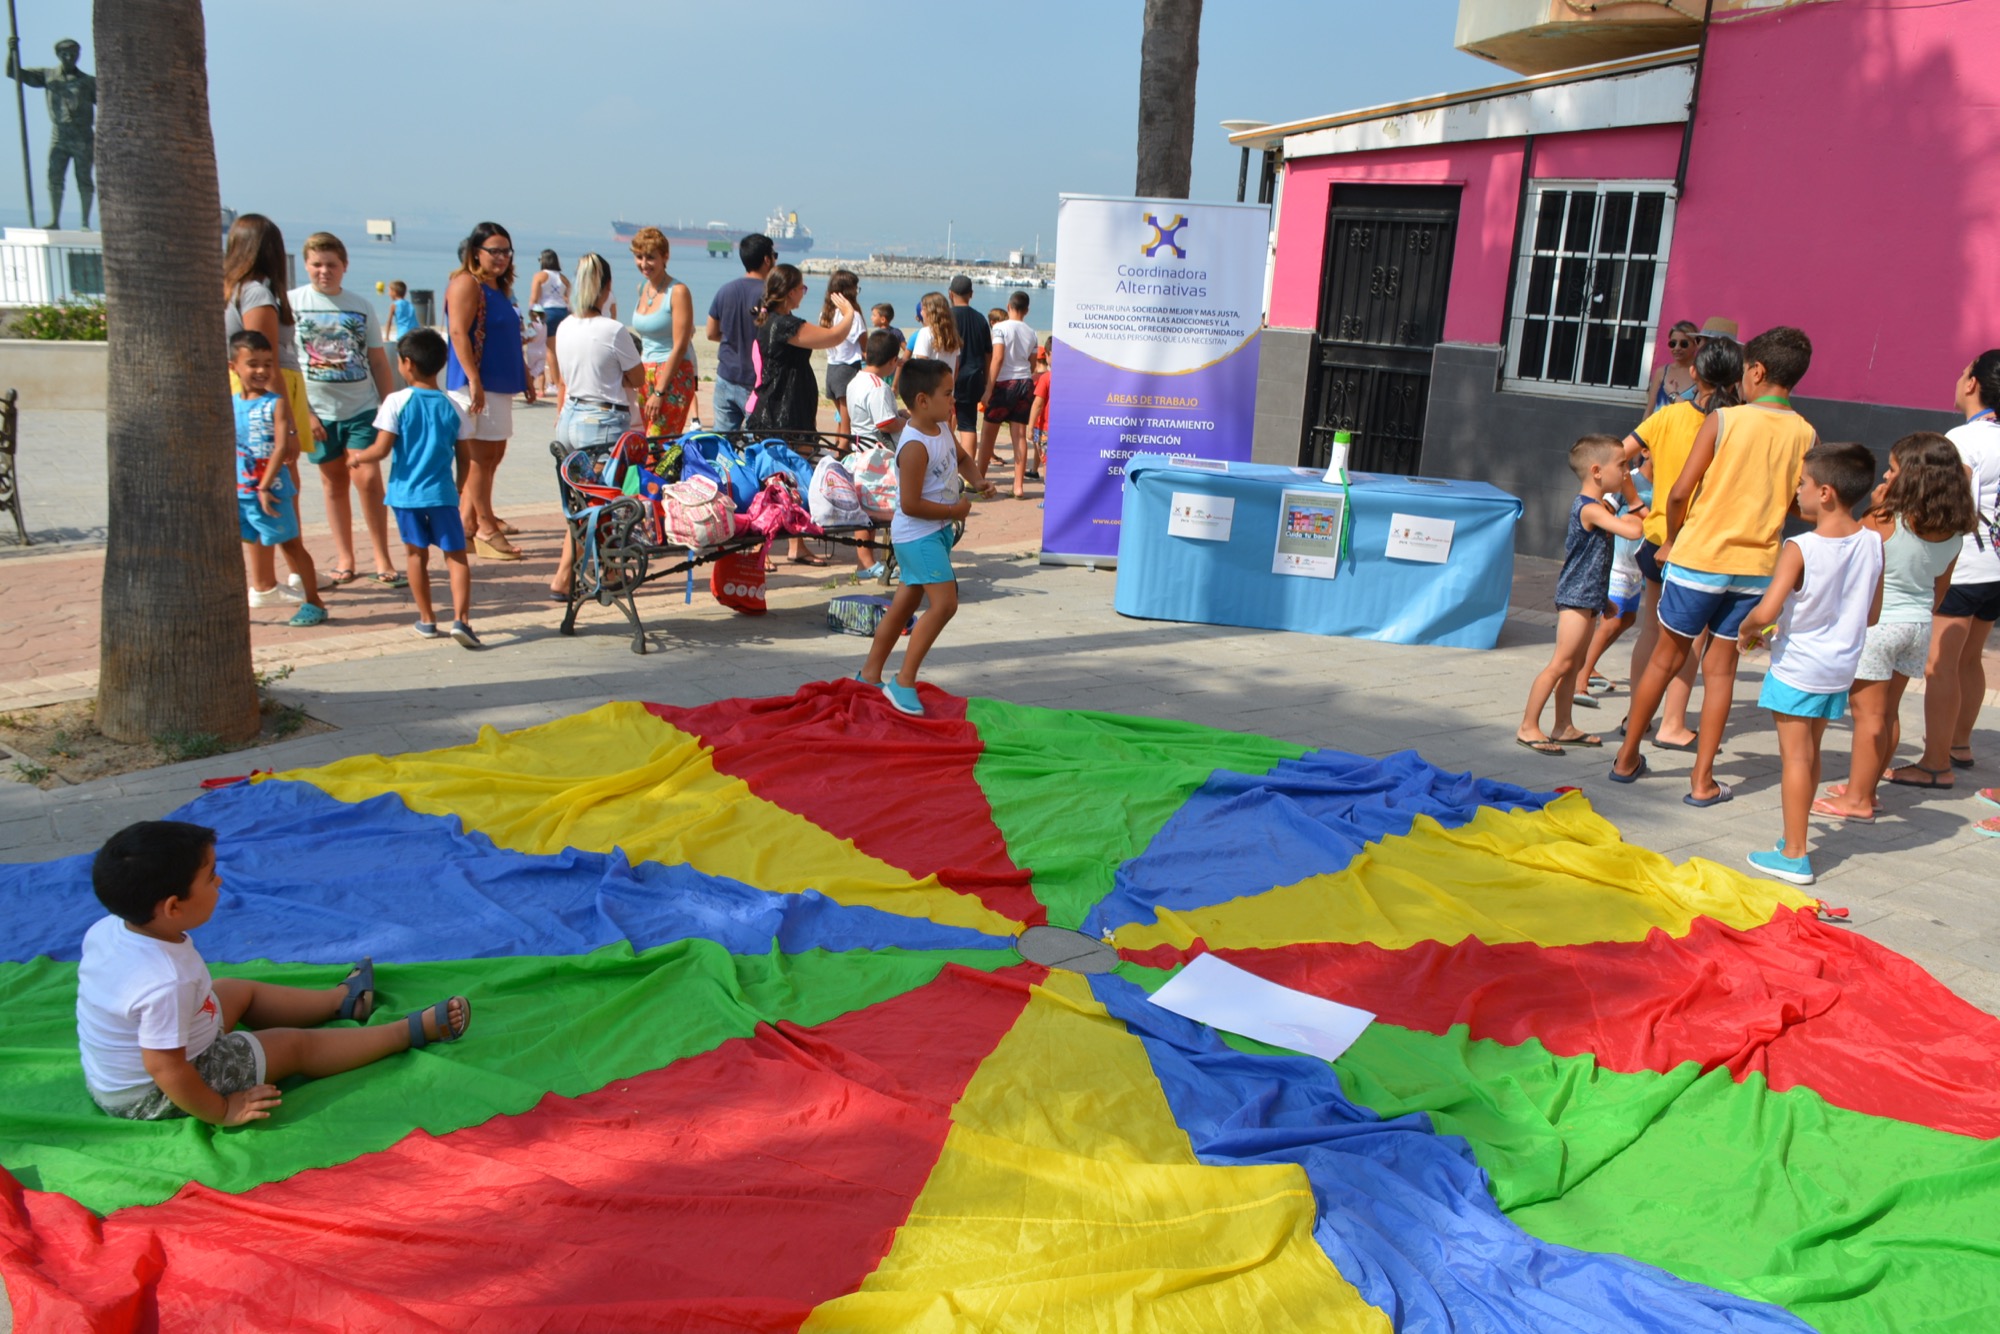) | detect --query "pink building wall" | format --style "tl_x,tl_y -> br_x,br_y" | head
1269,125 -> 1682,344
1664,0 -> 2000,409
